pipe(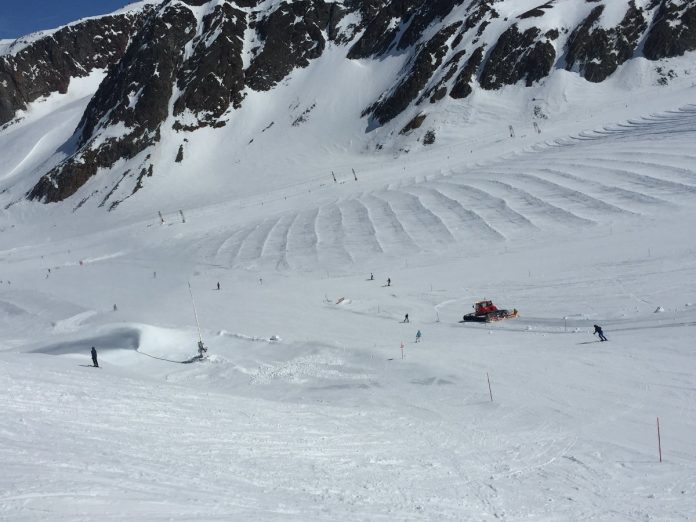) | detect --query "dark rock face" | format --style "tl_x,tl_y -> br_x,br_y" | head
479,25 -> 556,89
173,2 -> 247,130
400,113 -> 427,134
396,0 -> 465,51
371,24 -> 460,124
461,0 -> 497,33
347,0 -> 421,59
449,46 -> 484,99
29,2 -> 199,203
246,1 -> 344,91
644,0 -> 696,60
0,6 -> 153,125
565,2 -> 646,83
420,49 -> 466,104
519,2 -> 554,20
